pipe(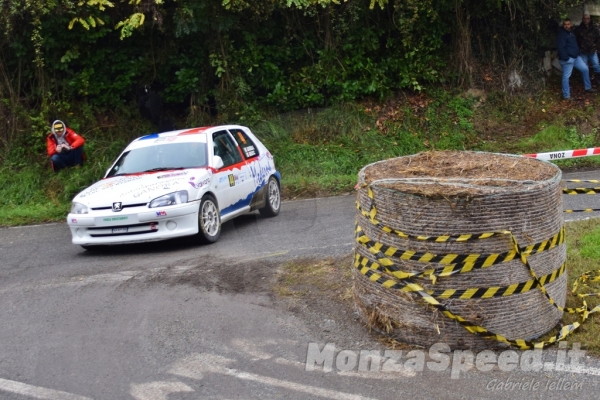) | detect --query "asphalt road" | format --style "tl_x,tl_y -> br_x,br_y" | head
1,185 -> 600,399
562,170 -> 600,221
